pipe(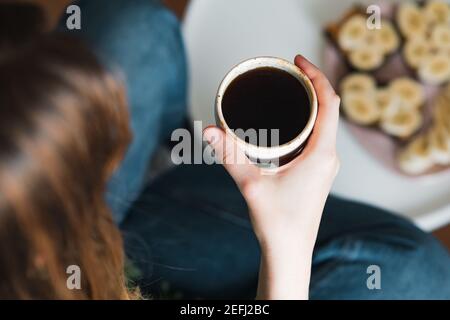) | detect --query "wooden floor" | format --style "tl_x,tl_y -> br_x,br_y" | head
434,225 -> 450,250
164,0 -> 190,19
